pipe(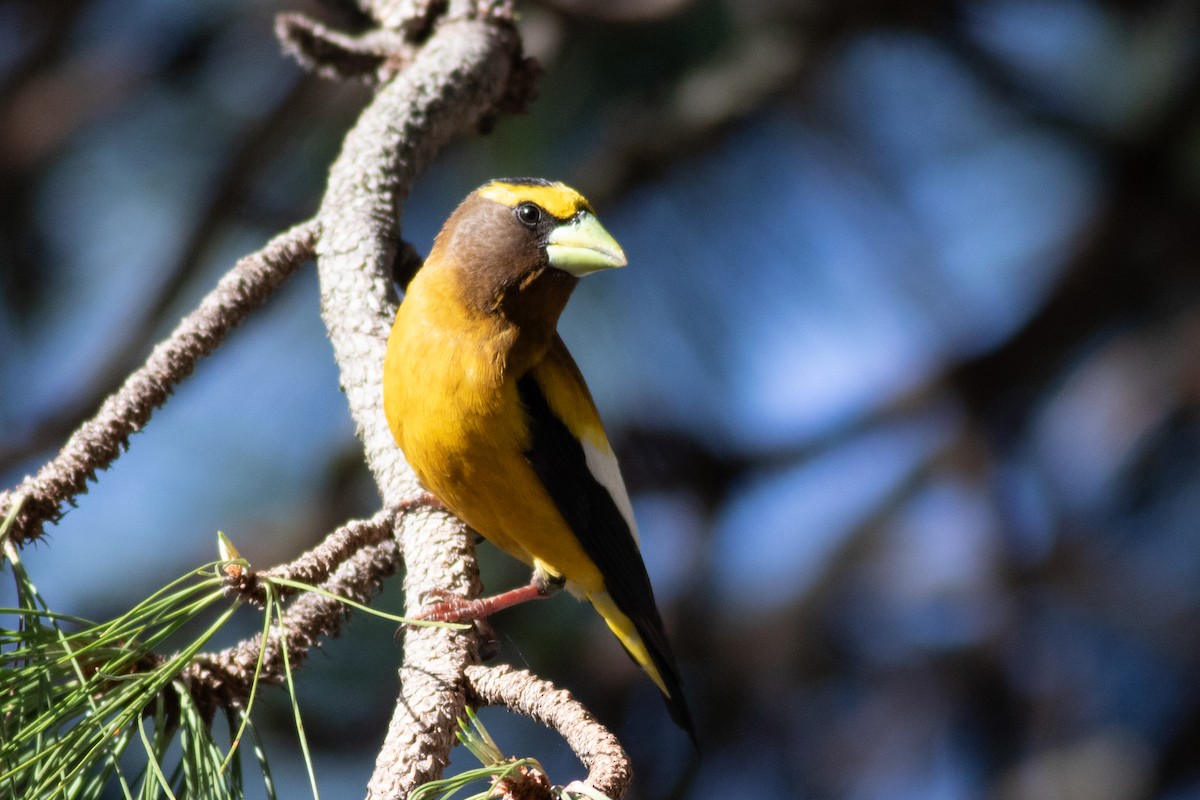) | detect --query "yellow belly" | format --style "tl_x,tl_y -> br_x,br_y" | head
384,293 -> 603,592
